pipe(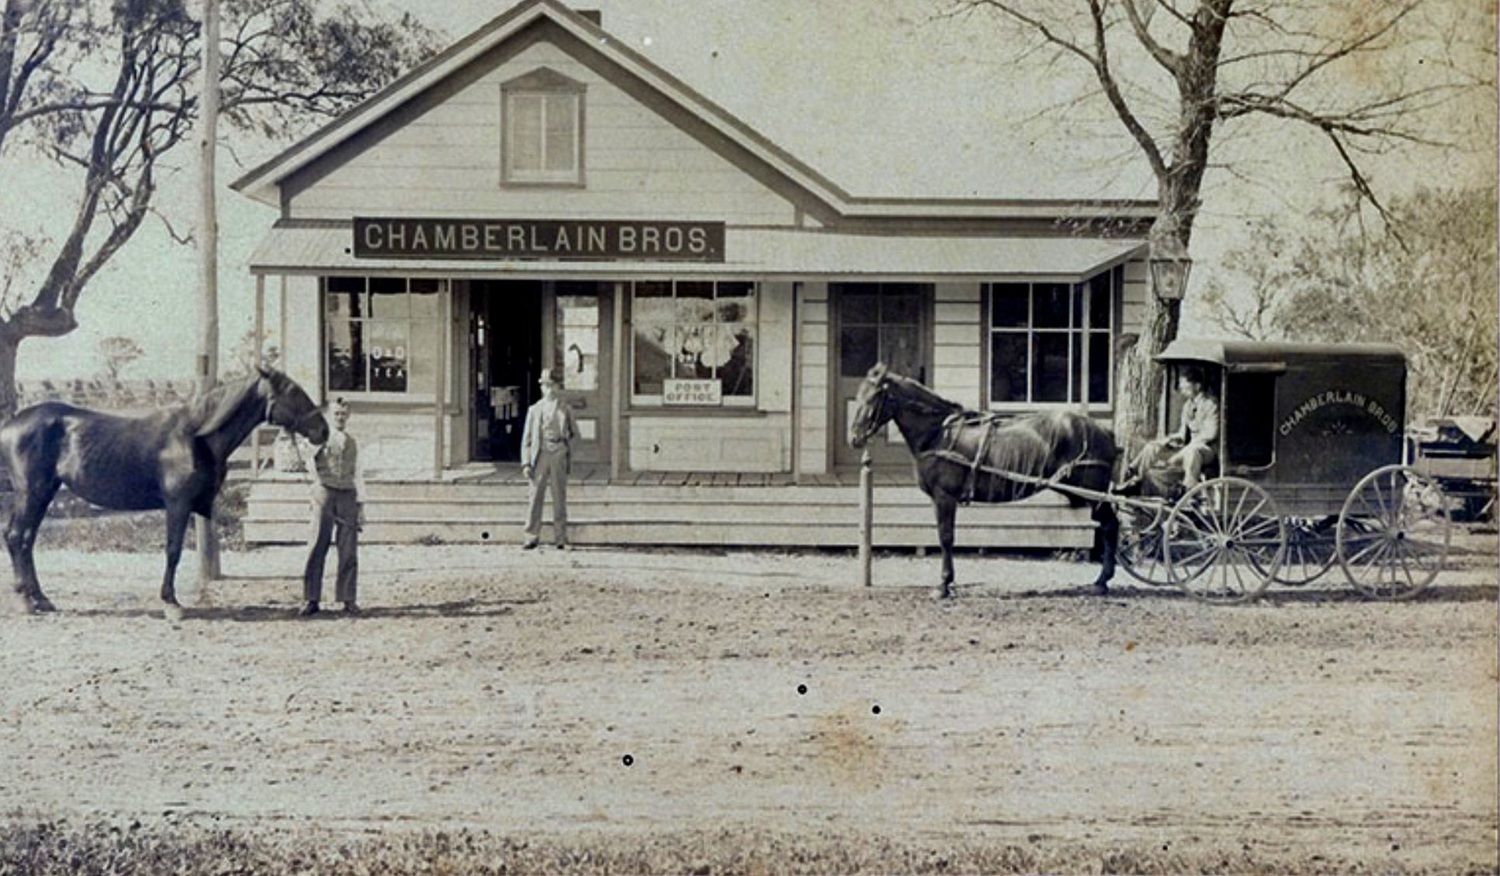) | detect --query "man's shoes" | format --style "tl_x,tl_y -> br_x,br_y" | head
342,601 -> 360,615
522,539 -> 539,550
298,601 -> 320,617
555,542 -> 569,551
